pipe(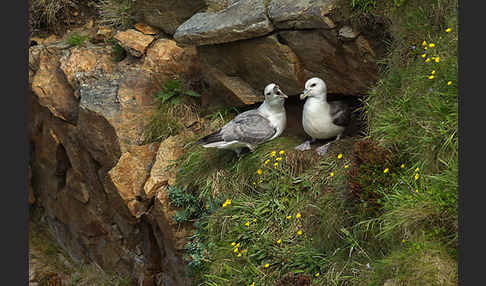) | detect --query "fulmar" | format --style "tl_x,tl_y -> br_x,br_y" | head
196,83 -> 288,156
295,77 -> 351,156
